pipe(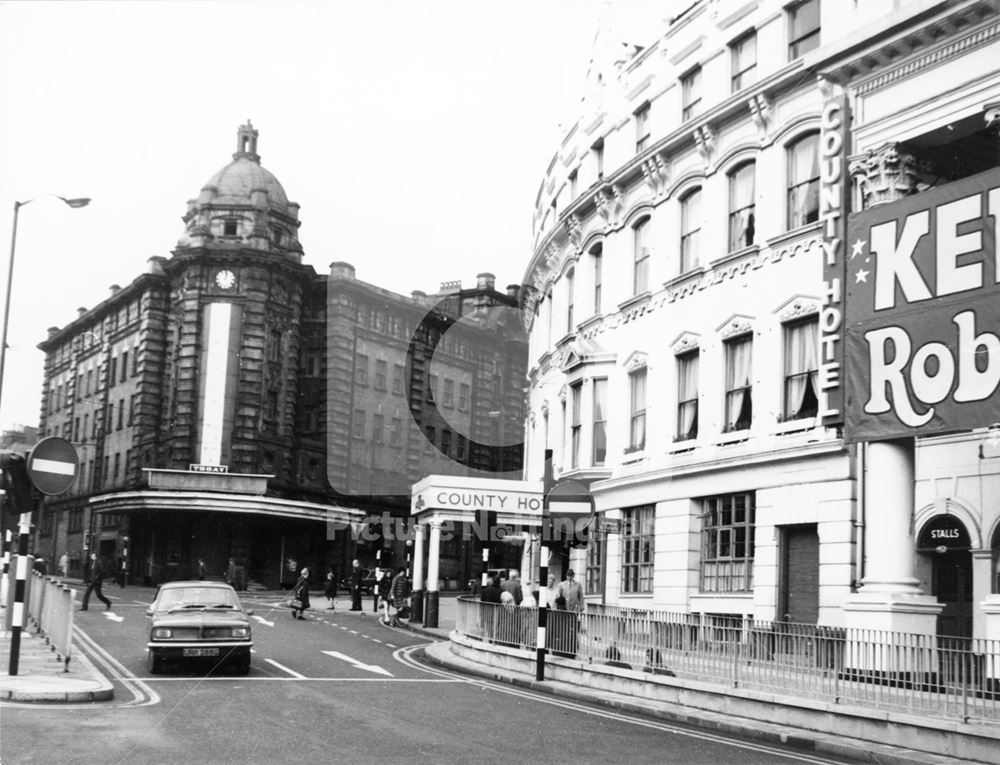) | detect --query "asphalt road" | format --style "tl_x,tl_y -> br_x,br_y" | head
0,588 -> 867,765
